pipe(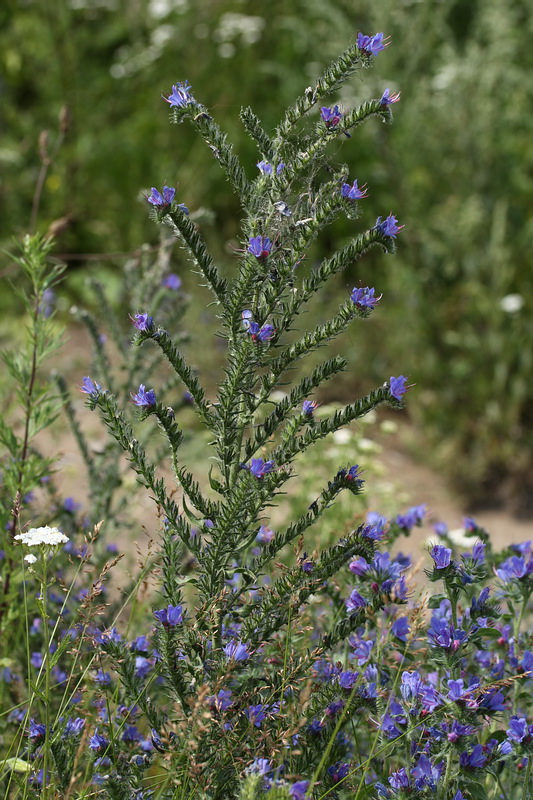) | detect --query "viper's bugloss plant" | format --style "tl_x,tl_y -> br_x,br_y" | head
3,28 -> 533,800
